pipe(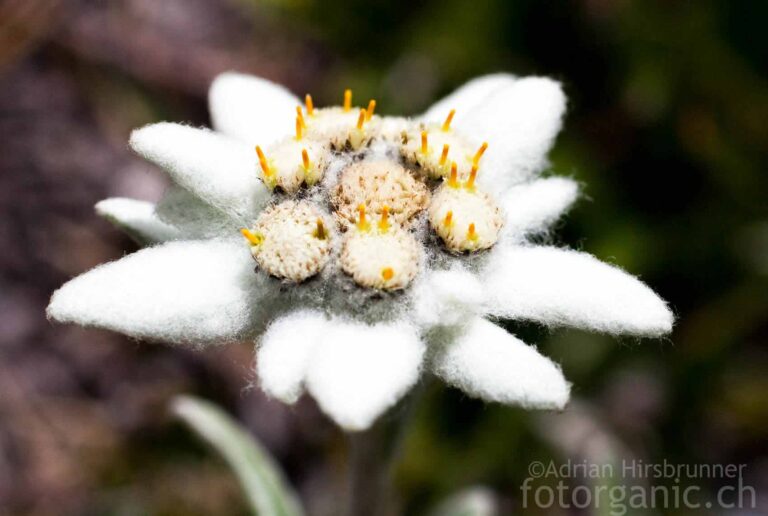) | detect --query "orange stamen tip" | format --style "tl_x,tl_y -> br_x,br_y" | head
378,205 -> 390,231
356,203 -> 369,230
255,145 -> 271,176
356,109 -> 366,130
295,106 -> 306,128
302,148 -> 310,169
304,94 -> 314,116
240,228 -> 263,246
466,164 -> 478,189
443,210 -> 453,227
439,144 -> 450,166
315,218 -> 326,240
467,223 -> 478,241
448,161 -> 458,187
295,116 -> 303,140
343,89 -> 352,112
420,130 -> 428,154
442,109 -> 456,131
381,267 -> 394,281
473,142 -> 488,164
366,99 -> 376,120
